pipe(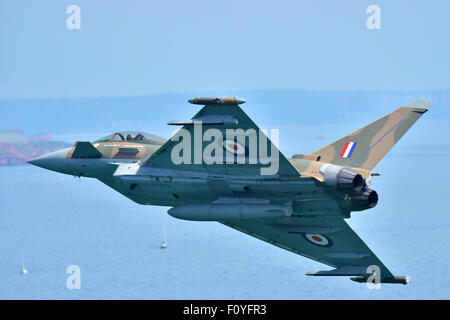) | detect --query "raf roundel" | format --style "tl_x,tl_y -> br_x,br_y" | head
303,233 -> 333,247
223,140 -> 246,155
